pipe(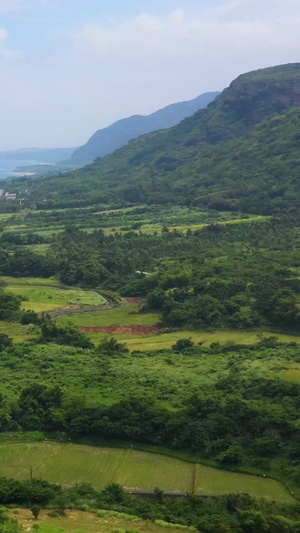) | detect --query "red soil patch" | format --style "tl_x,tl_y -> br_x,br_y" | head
80,324 -> 162,335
